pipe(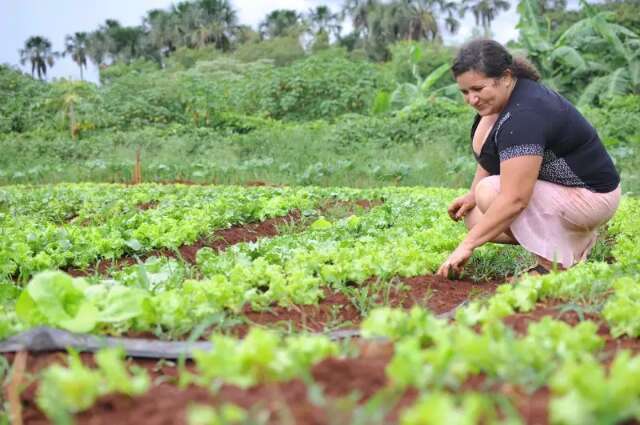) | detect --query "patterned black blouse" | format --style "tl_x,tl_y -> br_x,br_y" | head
471,78 -> 620,193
